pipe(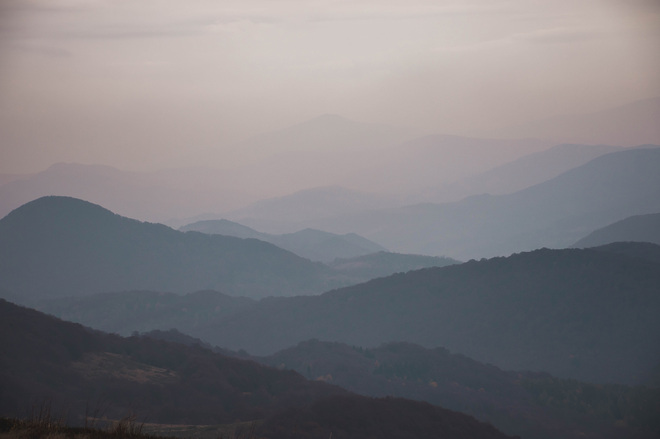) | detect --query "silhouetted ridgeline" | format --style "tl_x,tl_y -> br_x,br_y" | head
32,243 -> 660,385
421,143 -> 622,203
0,298 -> 346,425
307,147 -> 660,259
327,251 -> 459,279
590,241 -> 660,264
258,340 -> 660,439
572,212 -> 660,248
38,290 -> 256,337
35,253 -> 457,338
180,218 -> 387,262
191,244 -> 660,385
0,299 -> 517,439
0,196 -> 457,303
0,196 -> 337,300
